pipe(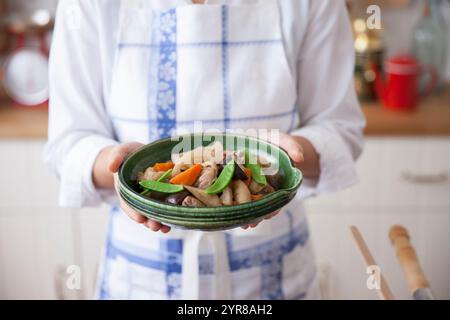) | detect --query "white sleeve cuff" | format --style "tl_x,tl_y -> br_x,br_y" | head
291,123 -> 359,199
59,135 -> 118,208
